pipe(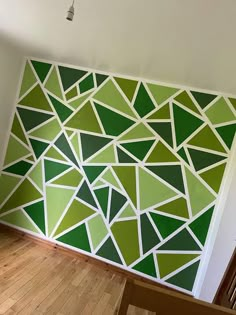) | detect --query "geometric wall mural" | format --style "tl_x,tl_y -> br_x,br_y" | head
0,59 -> 236,294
